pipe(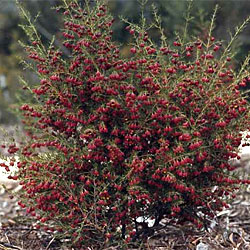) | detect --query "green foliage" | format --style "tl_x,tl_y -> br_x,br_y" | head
0,0 -> 250,124
2,0 -> 249,249
0,0 -> 63,124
